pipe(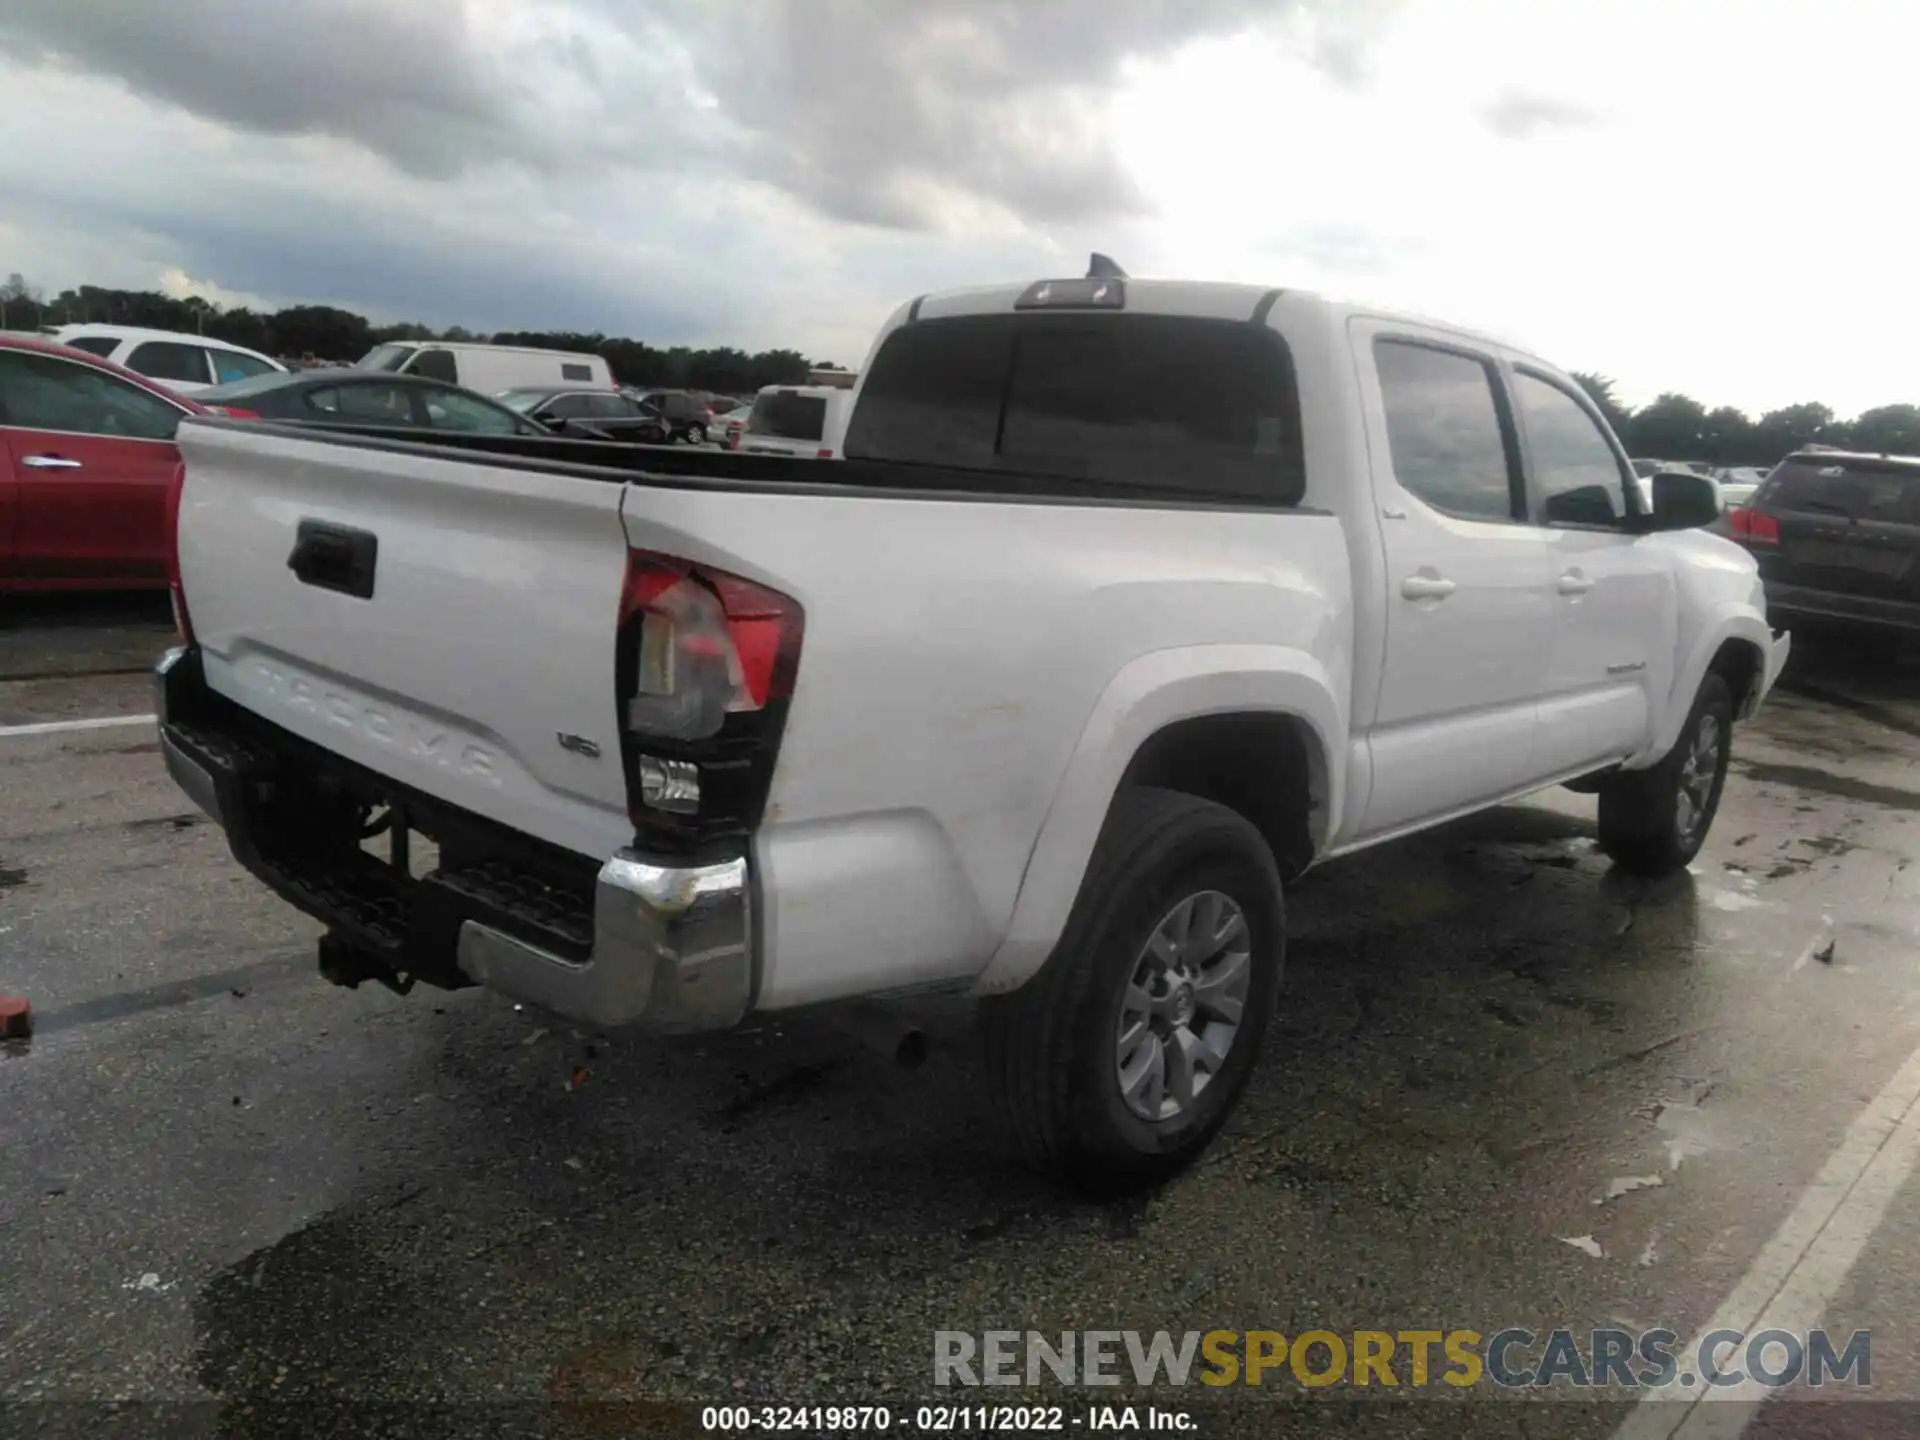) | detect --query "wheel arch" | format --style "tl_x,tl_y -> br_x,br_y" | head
972,645 -> 1344,995
1642,607 -> 1774,762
